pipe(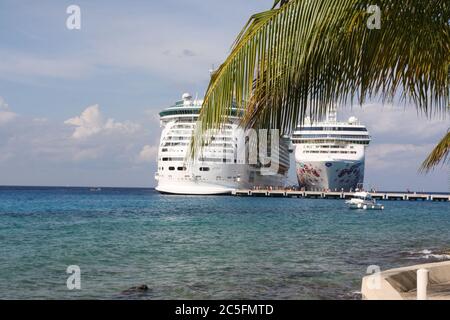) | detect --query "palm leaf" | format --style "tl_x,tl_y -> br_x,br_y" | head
194,0 -> 450,155
421,129 -> 450,172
